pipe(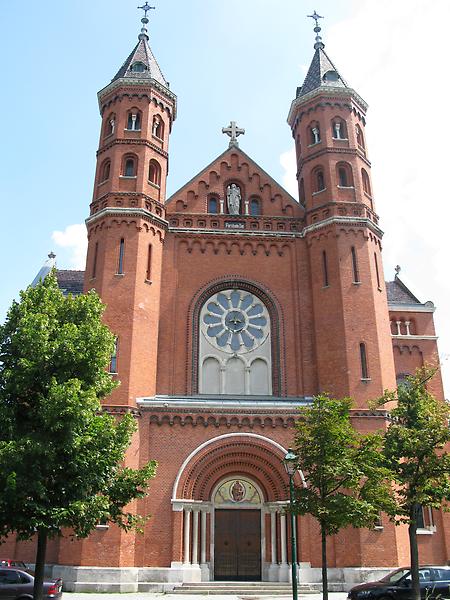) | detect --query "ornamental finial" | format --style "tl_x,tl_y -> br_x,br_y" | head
137,3 -> 155,41
307,10 -> 325,50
